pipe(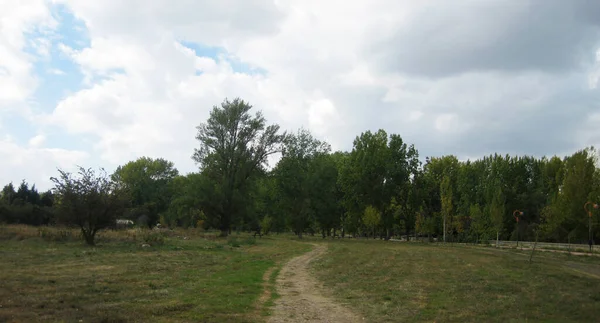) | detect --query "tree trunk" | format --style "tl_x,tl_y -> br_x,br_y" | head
529,231 -> 539,263
443,215 -> 446,243
82,229 -> 96,246
496,231 -> 499,248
